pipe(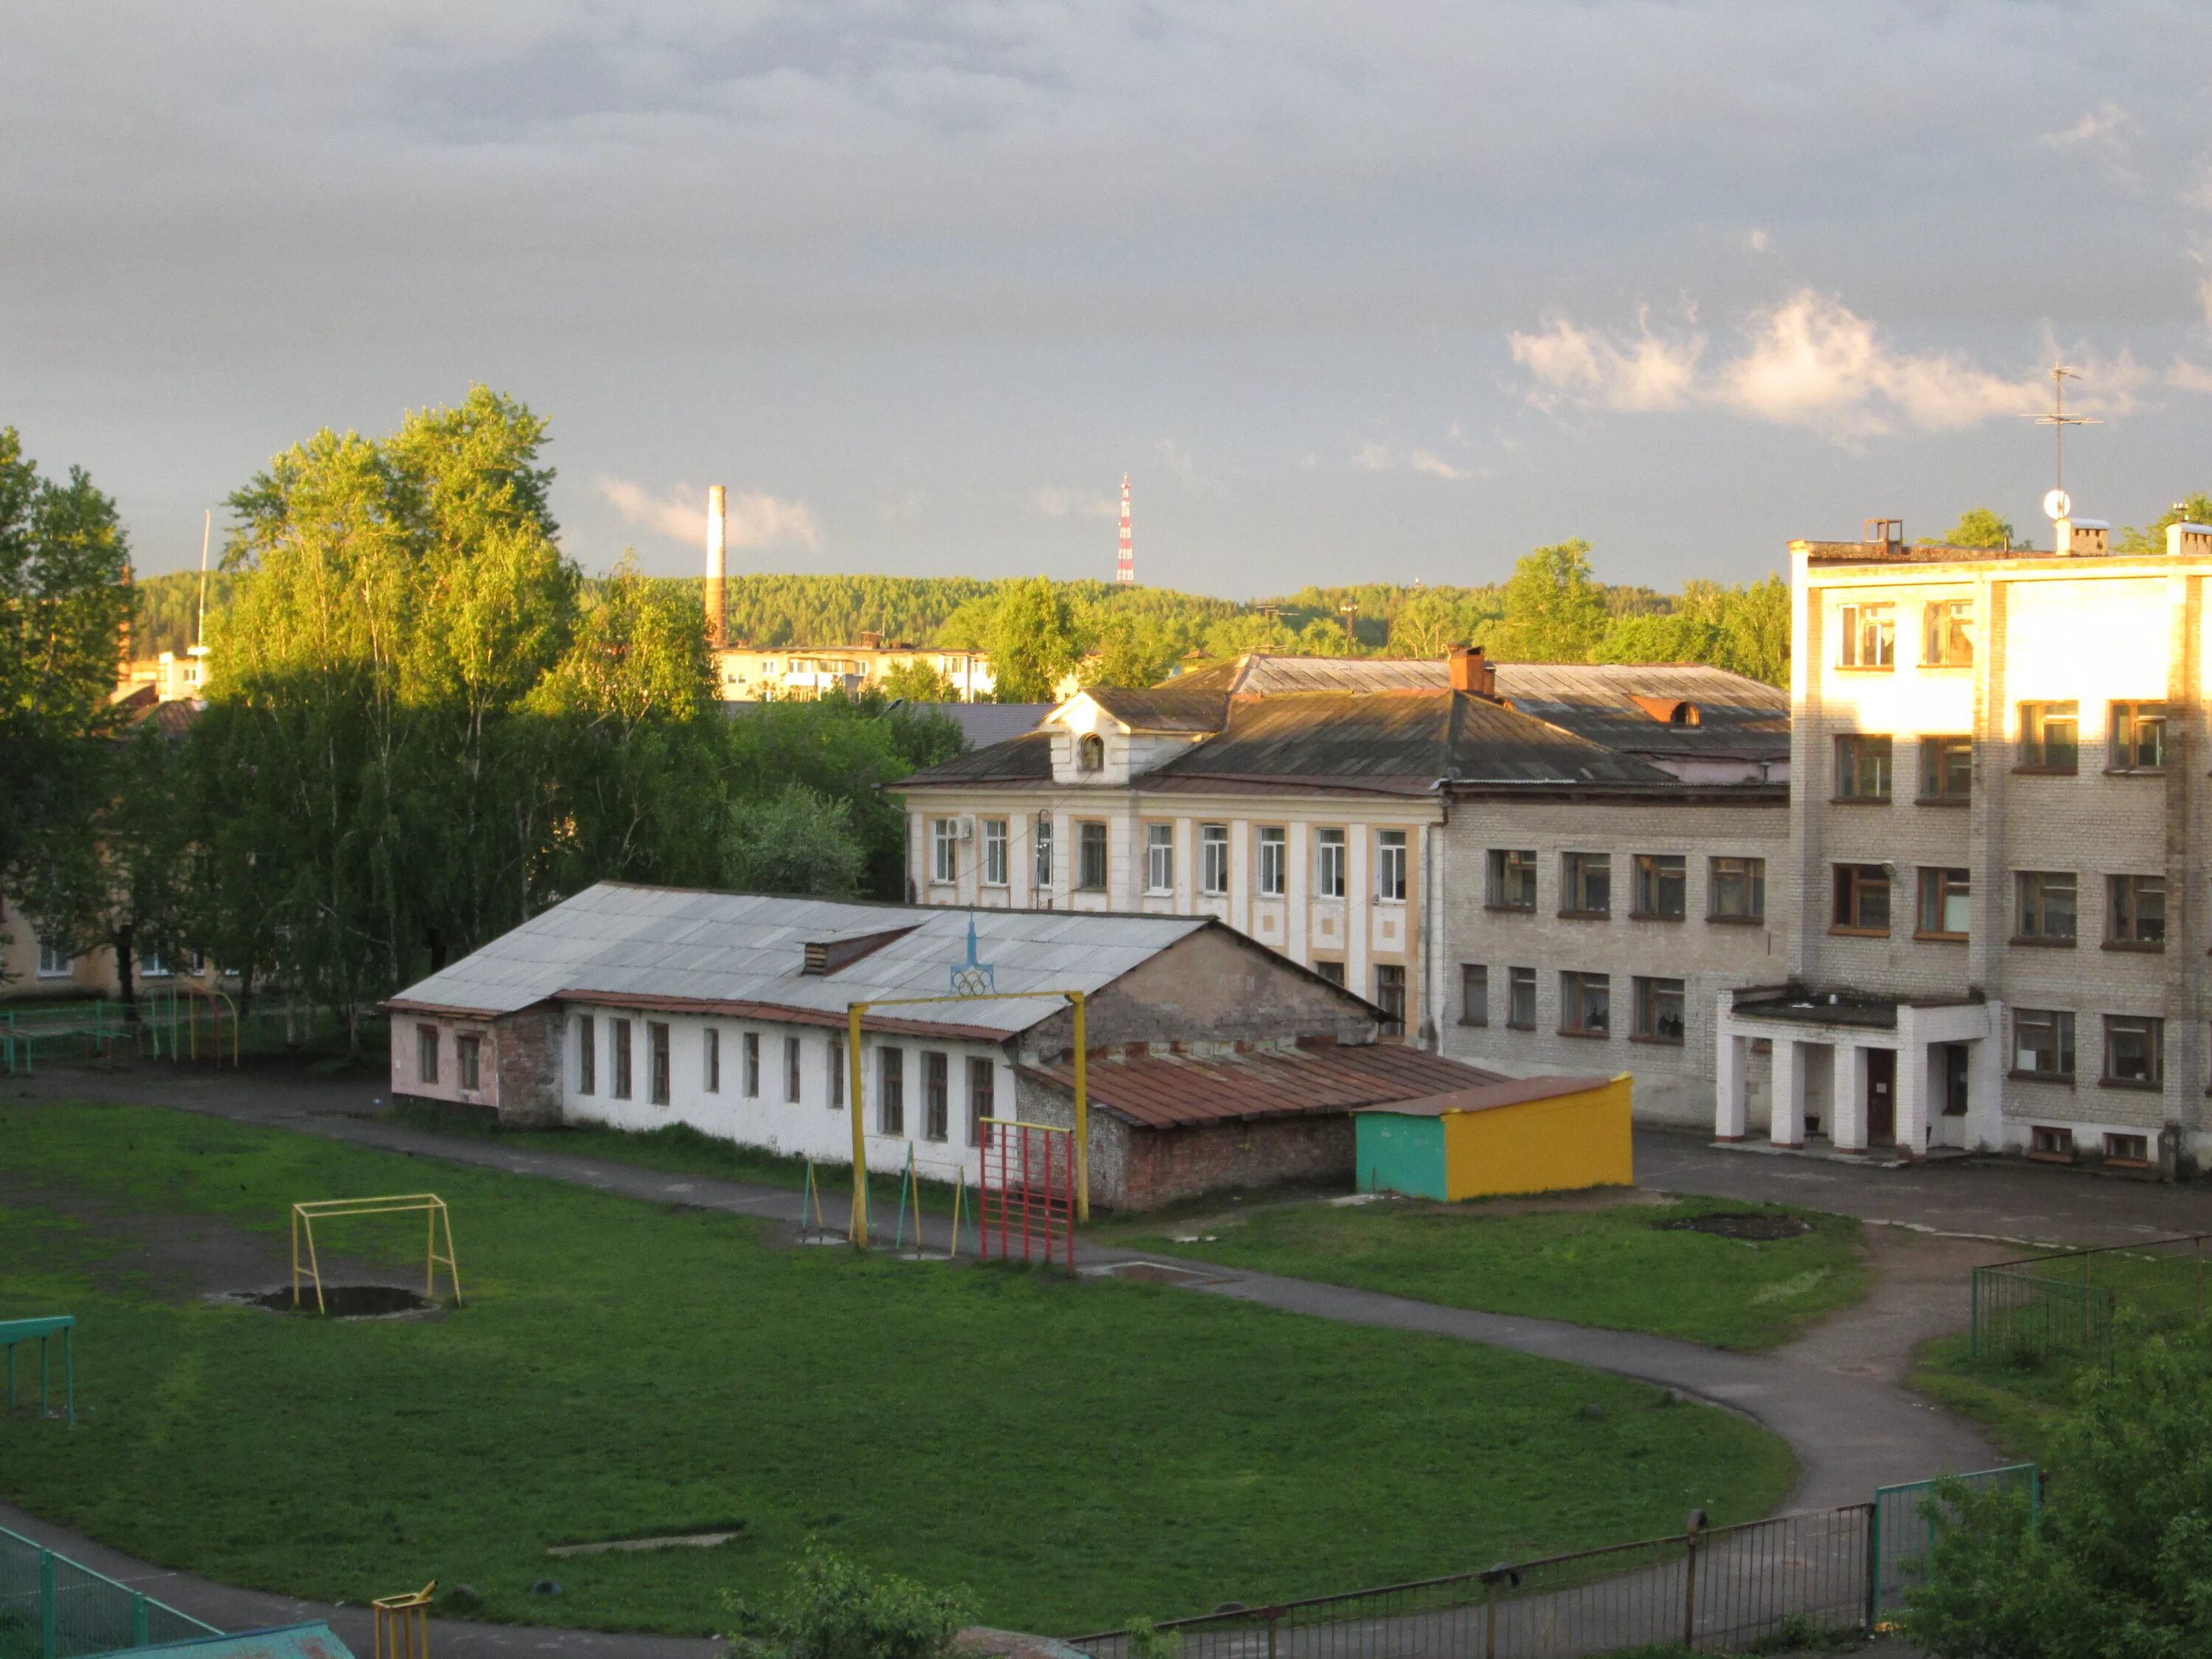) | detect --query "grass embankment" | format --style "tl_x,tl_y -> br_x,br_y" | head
0,1101 -> 1796,1636
1118,1193 -> 1871,1351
